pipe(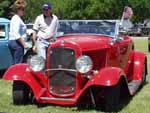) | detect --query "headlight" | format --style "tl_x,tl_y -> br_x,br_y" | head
76,55 -> 93,74
27,55 -> 45,72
